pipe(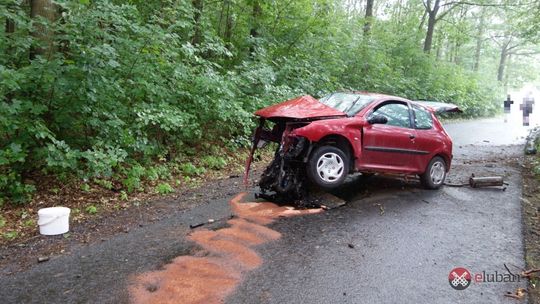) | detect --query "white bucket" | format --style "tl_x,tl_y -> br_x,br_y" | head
38,207 -> 71,235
